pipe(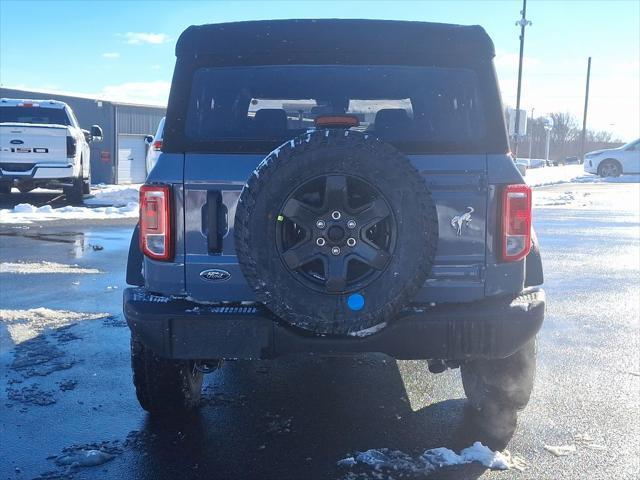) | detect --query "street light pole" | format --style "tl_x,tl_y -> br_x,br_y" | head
513,0 -> 532,158
543,116 -> 554,164
579,57 -> 592,163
